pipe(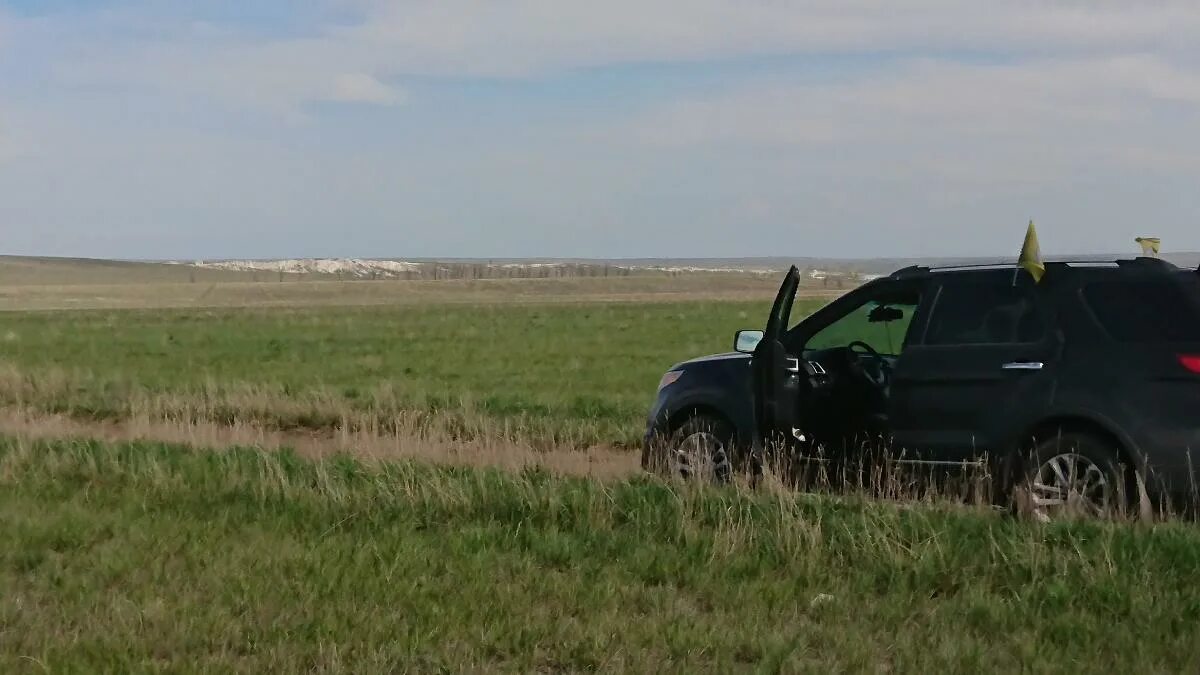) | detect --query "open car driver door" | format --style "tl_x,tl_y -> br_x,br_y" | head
751,266 -> 803,454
